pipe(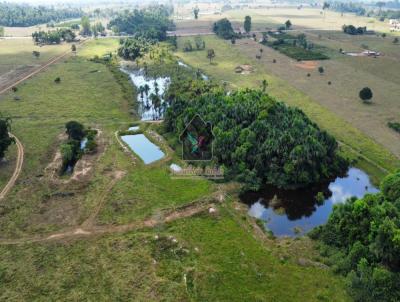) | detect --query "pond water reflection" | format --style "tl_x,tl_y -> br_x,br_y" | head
122,68 -> 170,121
240,168 -> 379,237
